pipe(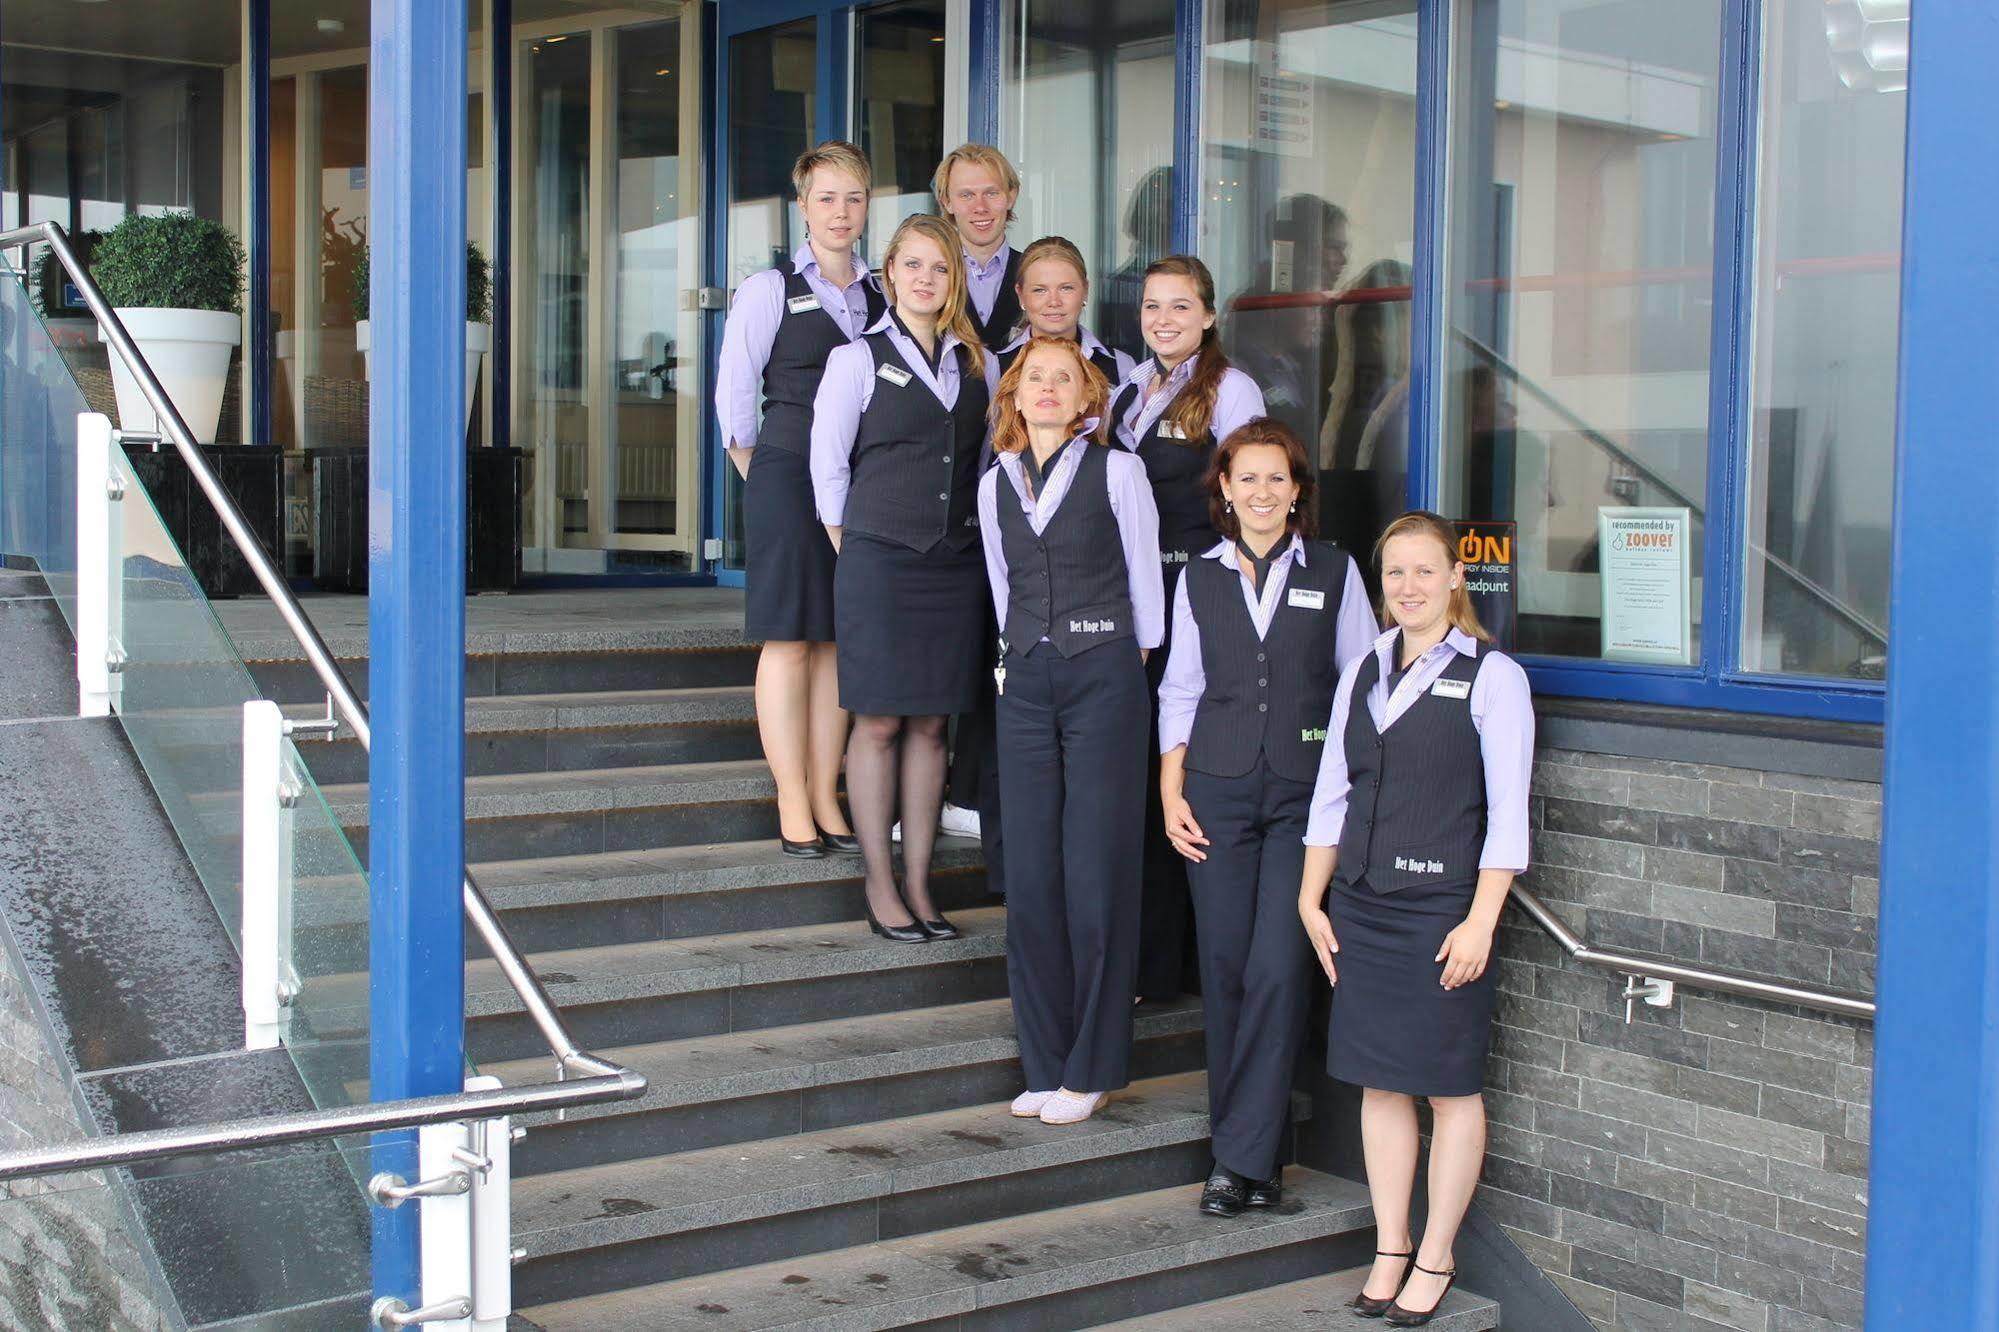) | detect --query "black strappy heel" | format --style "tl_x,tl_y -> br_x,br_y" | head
1350,1249 -> 1415,1317
1385,1261 -> 1457,1326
